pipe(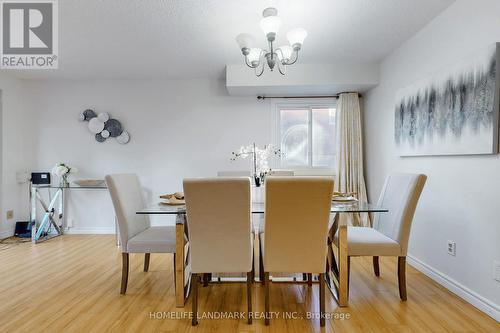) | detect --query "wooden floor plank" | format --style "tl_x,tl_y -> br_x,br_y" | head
0,235 -> 498,332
